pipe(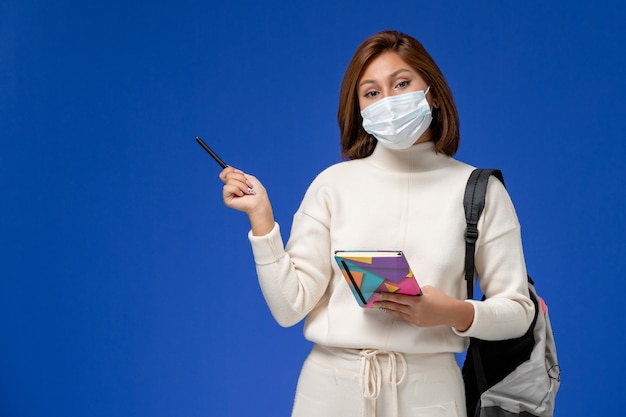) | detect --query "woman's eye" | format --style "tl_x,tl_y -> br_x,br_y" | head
396,80 -> 411,89
364,91 -> 379,98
